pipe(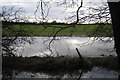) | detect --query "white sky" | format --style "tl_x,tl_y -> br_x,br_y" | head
0,0 -> 109,23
